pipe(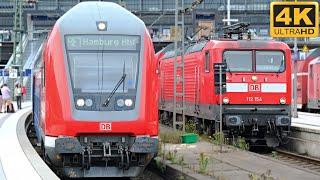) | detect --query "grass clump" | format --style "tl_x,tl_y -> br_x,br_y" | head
185,120 -> 196,133
160,131 -> 183,144
249,169 -> 274,180
177,155 -> 185,166
155,158 -> 166,173
233,137 -> 249,150
165,150 -> 177,163
212,132 -> 224,145
271,151 -> 278,158
198,152 -> 209,174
